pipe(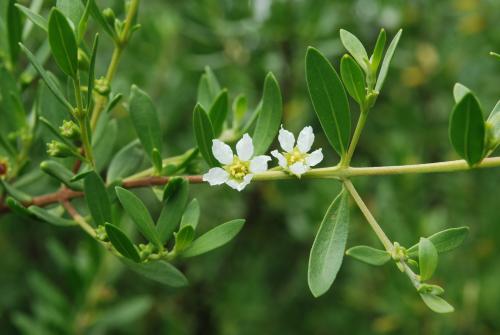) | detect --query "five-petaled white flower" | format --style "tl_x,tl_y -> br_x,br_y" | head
203,134 -> 271,191
271,126 -> 323,177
